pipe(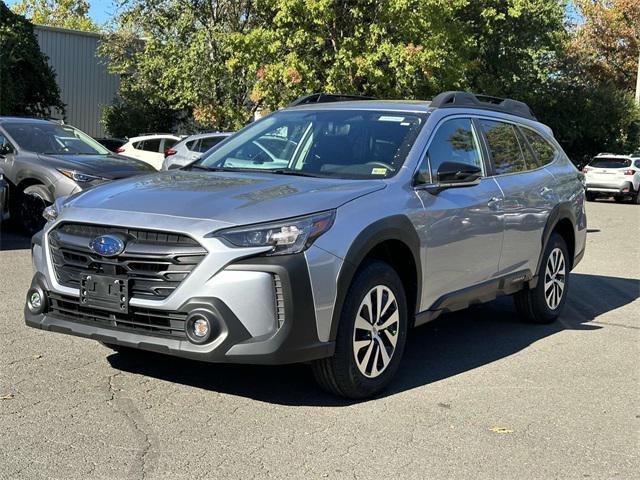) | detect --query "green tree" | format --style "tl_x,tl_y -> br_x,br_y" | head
11,0 -> 99,32
0,2 -> 65,116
